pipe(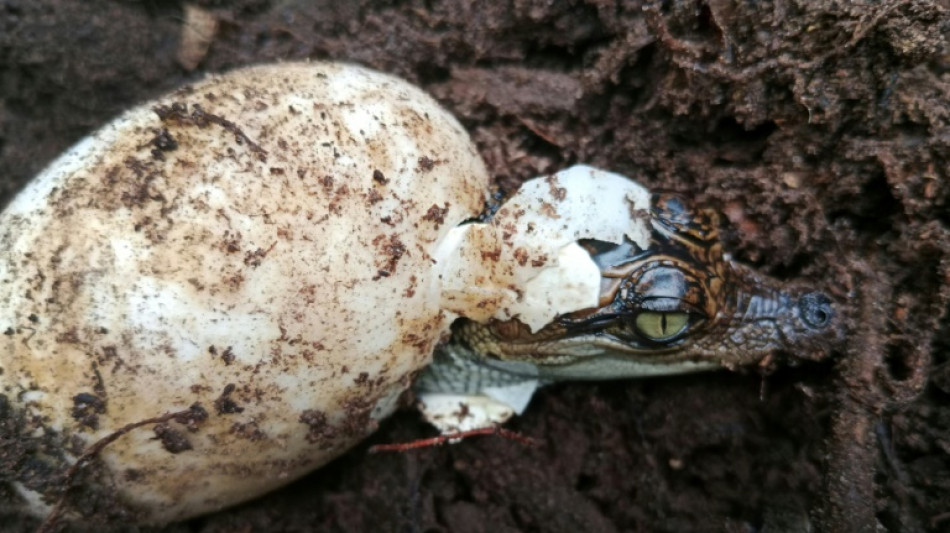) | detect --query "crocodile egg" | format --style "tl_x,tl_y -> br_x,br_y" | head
0,61 -> 489,523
